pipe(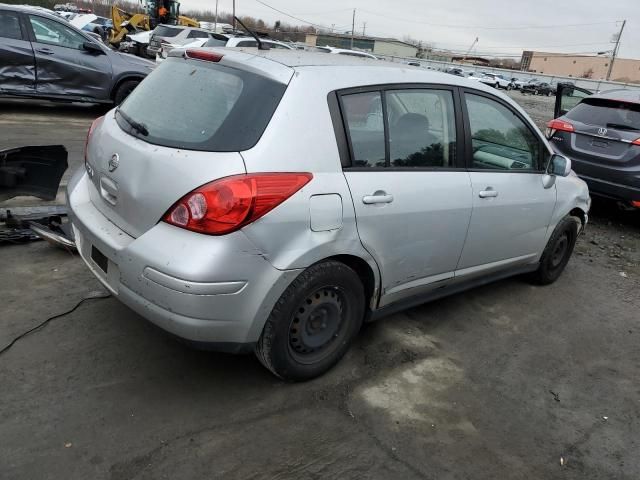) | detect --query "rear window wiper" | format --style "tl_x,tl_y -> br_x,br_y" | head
116,107 -> 149,136
605,122 -> 640,132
